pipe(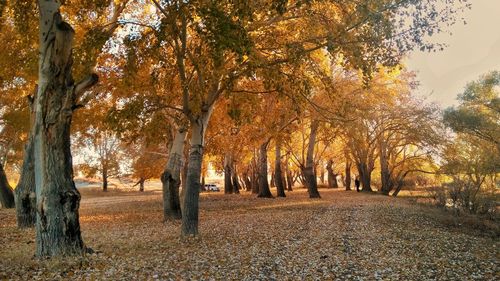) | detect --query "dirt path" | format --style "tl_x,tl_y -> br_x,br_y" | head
0,189 -> 497,280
